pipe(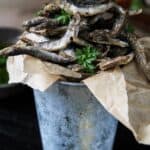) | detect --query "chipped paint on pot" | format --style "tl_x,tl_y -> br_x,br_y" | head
34,82 -> 117,150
